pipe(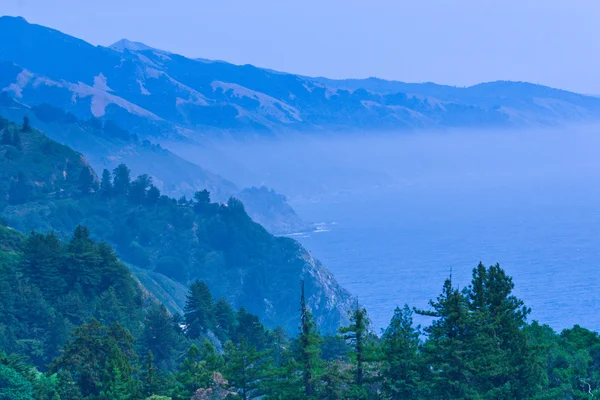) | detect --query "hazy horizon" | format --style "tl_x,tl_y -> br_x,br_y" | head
2,0 -> 600,94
